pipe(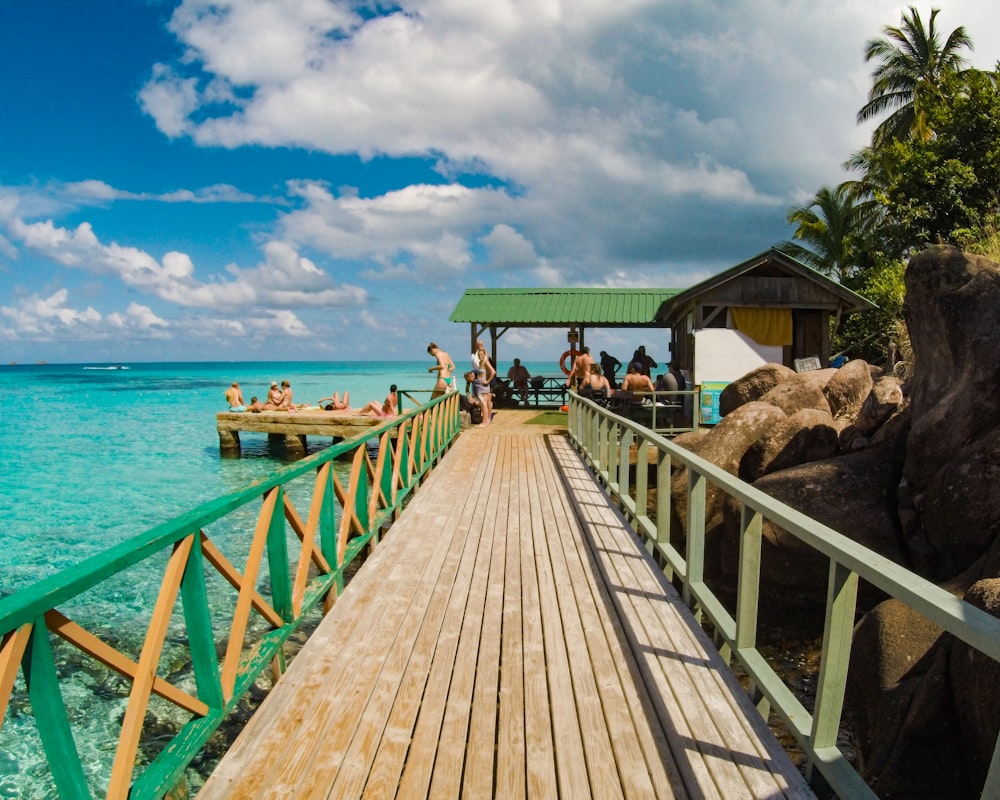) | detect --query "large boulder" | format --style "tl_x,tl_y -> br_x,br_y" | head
903,246 -> 1000,492
857,376 -> 906,436
838,376 -> 907,452
757,369 -> 835,416
671,402 -> 786,525
824,358 -> 874,421
718,363 -> 796,417
950,578 -> 1000,794
849,600 -> 968,799
738,407 -> 839,482
722,445 -> 907,606
920,429 -> 1000,579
